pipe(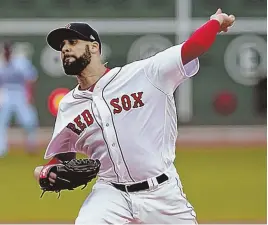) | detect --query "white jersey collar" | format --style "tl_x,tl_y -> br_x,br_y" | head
72,67 -> 121,99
